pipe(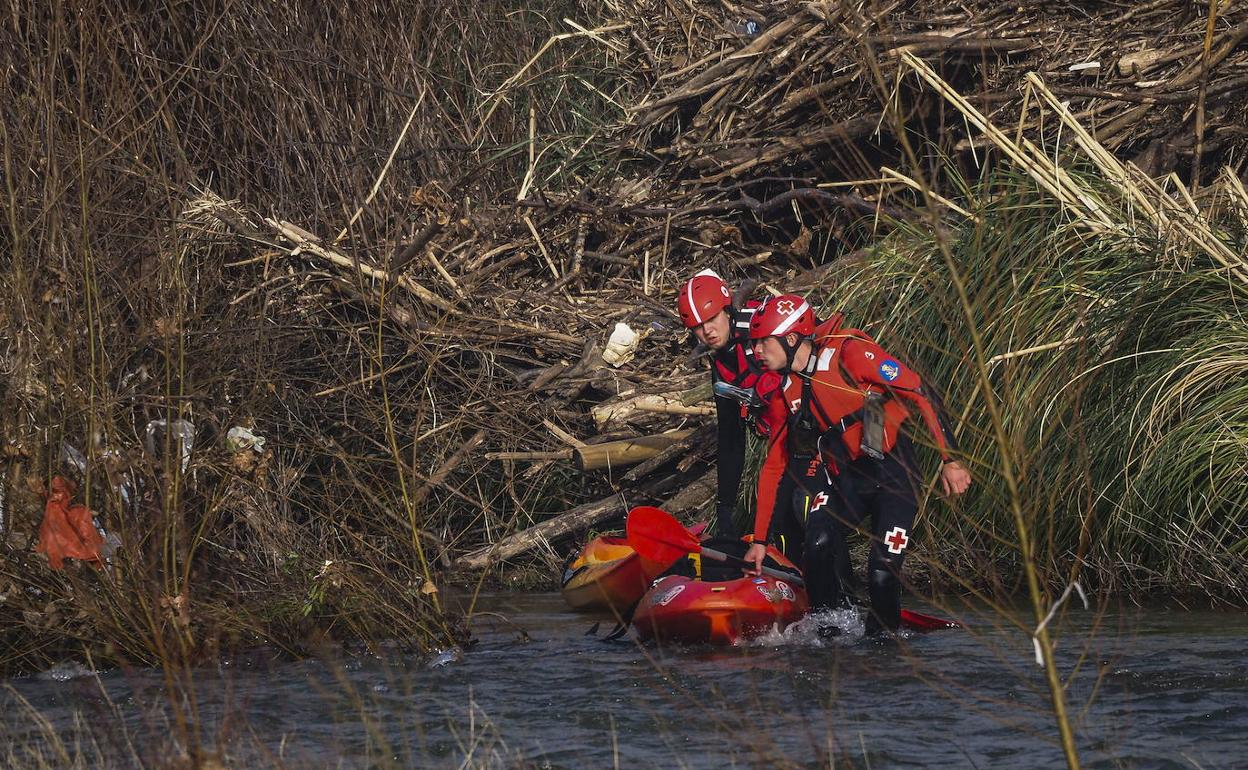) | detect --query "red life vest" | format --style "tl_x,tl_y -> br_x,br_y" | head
778,326 -> 917,461
711,301 -> 783,435
750,317 -> 952,543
